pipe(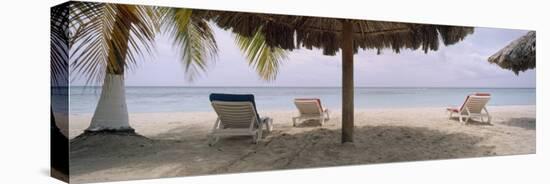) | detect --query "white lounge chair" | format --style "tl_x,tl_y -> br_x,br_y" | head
208,93 -> 273,145
447,93 -> 492,124
292,98 -> 330,127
